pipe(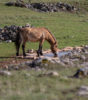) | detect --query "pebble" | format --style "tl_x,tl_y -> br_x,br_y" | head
0,70 -> 12,76
78,86 -> 88,97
